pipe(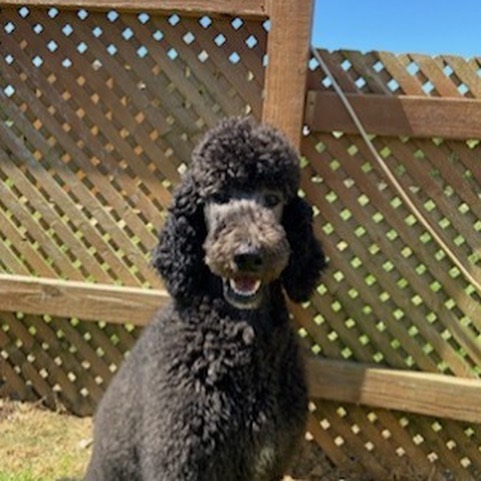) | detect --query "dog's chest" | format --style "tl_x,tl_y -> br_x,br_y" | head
174,314 -> 290,476
232,376 -> 282,479
251,442 -> 277,480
